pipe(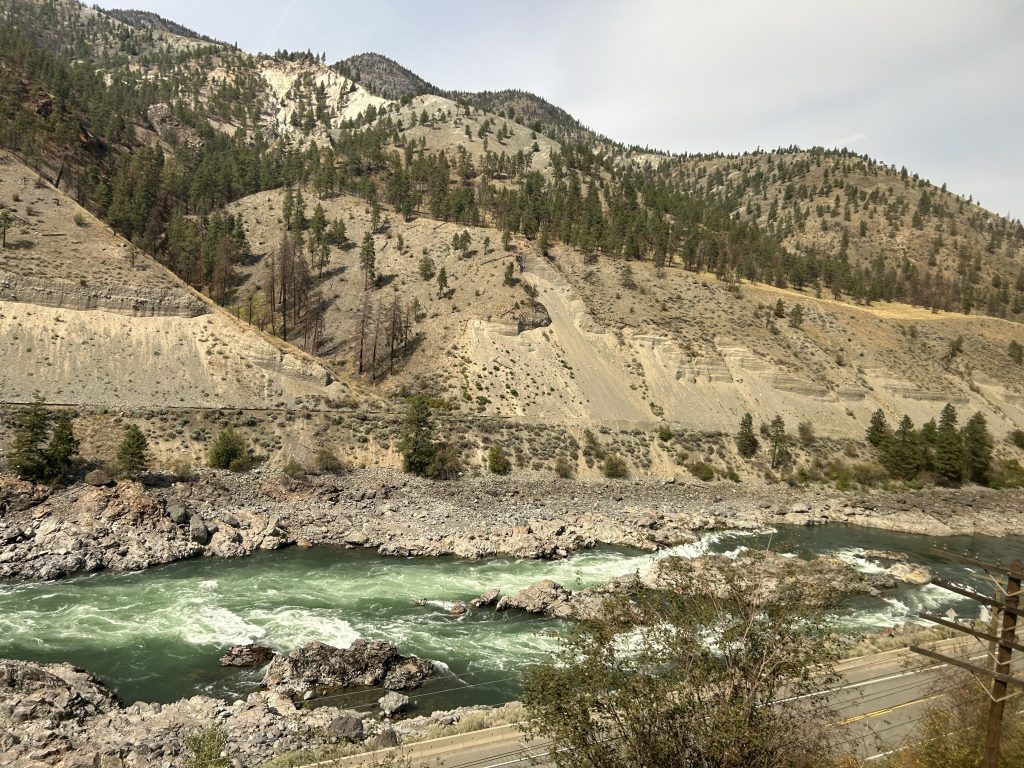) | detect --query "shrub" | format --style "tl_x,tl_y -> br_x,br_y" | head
487,444 -> 512,475
687,461 -> 716,482
427,443 -> 462,480
208,427 -> 248,471
797,421 -> 815,447
282,457 -> 306,479
184,726 -> 230,768
73,212 -> 86,227
991,458 -> 1024,489
314,447 -> 344,474
656,425 -> 673,442
1009,429 -> 1024,450
553,457 -> 574,478
602,454 -> 629,479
